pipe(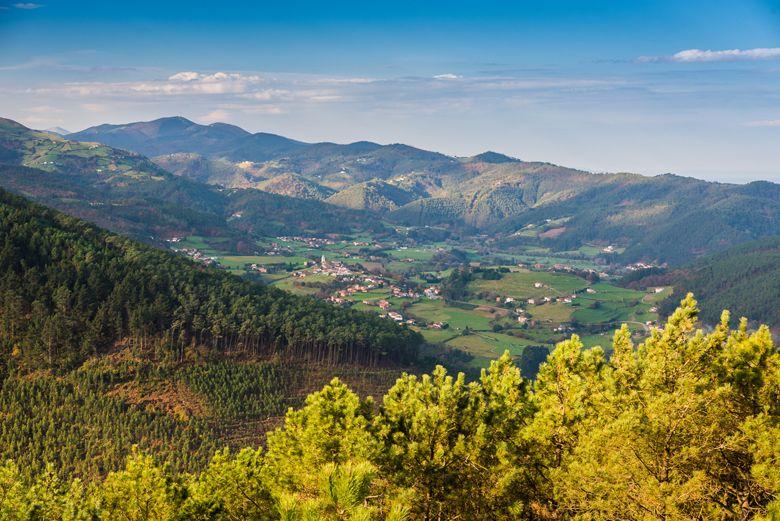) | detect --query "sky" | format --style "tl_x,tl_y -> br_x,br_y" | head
1,0 -> 779,183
